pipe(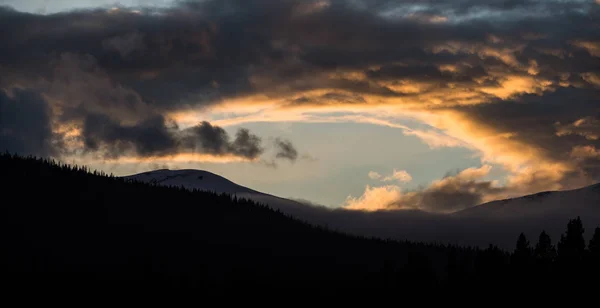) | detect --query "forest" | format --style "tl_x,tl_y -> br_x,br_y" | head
1,153 -> 599,299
